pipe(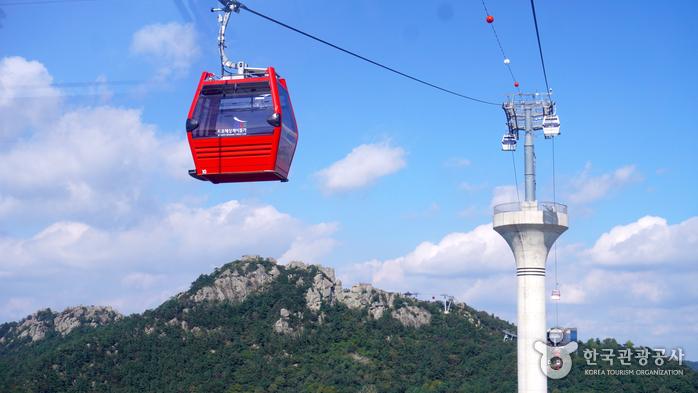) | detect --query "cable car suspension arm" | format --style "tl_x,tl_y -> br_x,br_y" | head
212,2 -> 238,75
212,0 -> 265,76
211,3 -> 240,76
